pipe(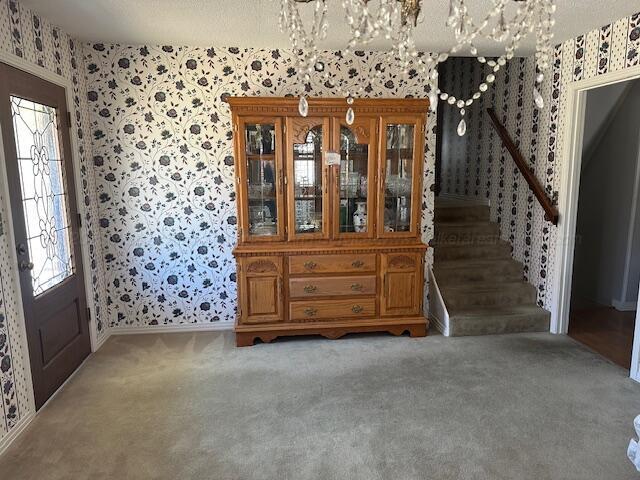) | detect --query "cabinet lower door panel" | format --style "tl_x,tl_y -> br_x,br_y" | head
382,271 -> 419,316
239,256 -> 283,324
381,253 -> 422,317
247,277 -> 280,319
